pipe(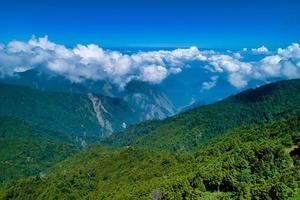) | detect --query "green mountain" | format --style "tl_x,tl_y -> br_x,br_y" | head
1,116 -> 299,199
0,116 -> 78,186
1,79 -> 300,199
0,83 -> 140,142
105,79 -> 300,151
1,69 -> 176,119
